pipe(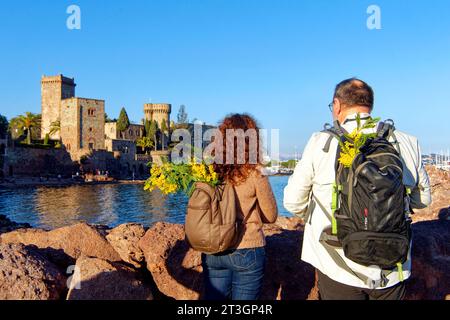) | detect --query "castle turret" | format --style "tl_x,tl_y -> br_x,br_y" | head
41,75 -> 76,139
144,103 -> 171,149
144,103 -> 171,130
